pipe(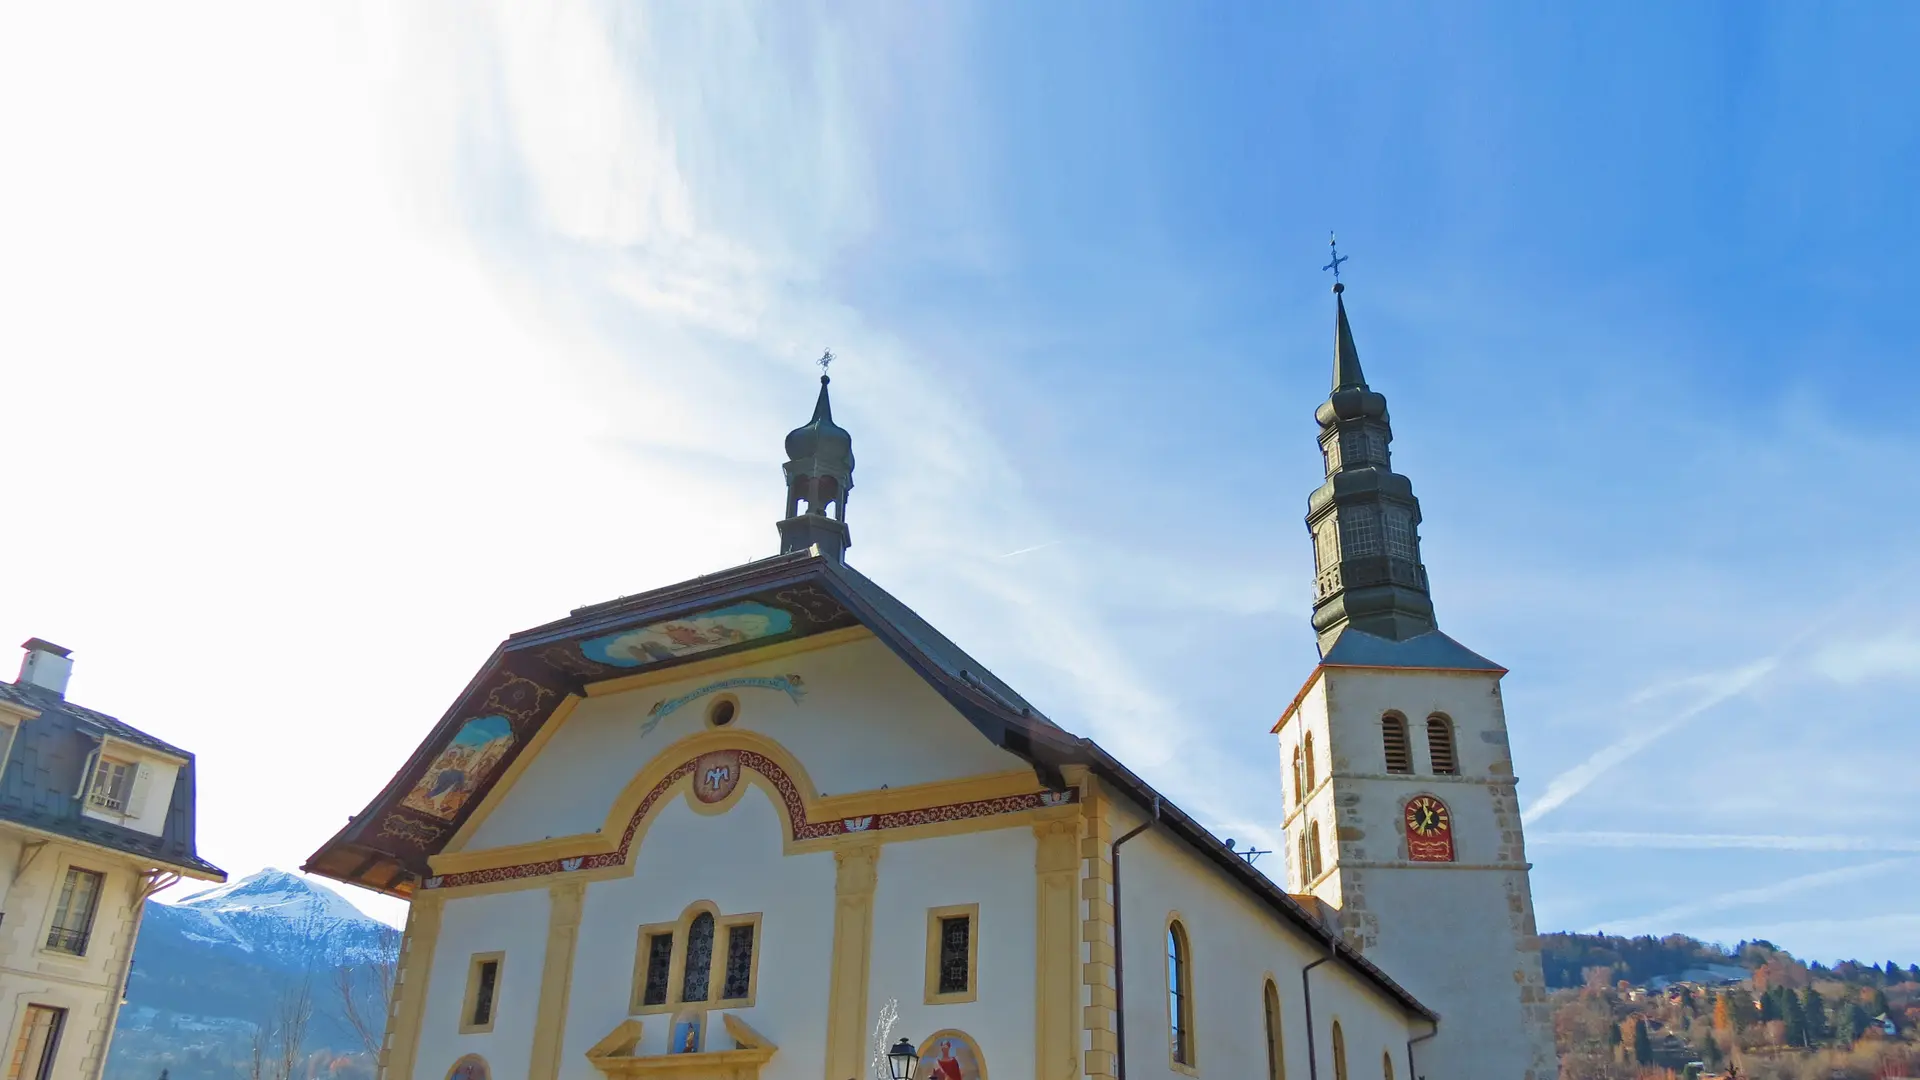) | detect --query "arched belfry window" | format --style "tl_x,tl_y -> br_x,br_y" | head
1167,920 -> 1194,1065
1331,1021 -> 1348,1080
681,912 -> 715,1002
1302,733 -> 1318,792
1306,821 -> 1324,881
1291,745 -> 1305,806
1263,979 -> 1286,1080
1381,714 -> 1411,774
1426,715 -> 1458,775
